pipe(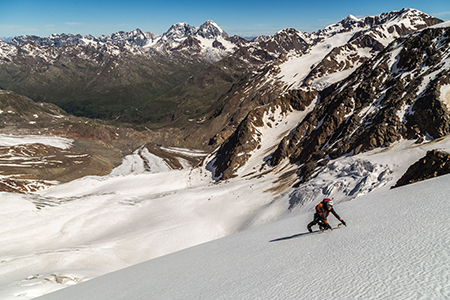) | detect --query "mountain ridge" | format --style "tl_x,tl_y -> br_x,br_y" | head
5,20 -> 241,62
267,24 -> 450,183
